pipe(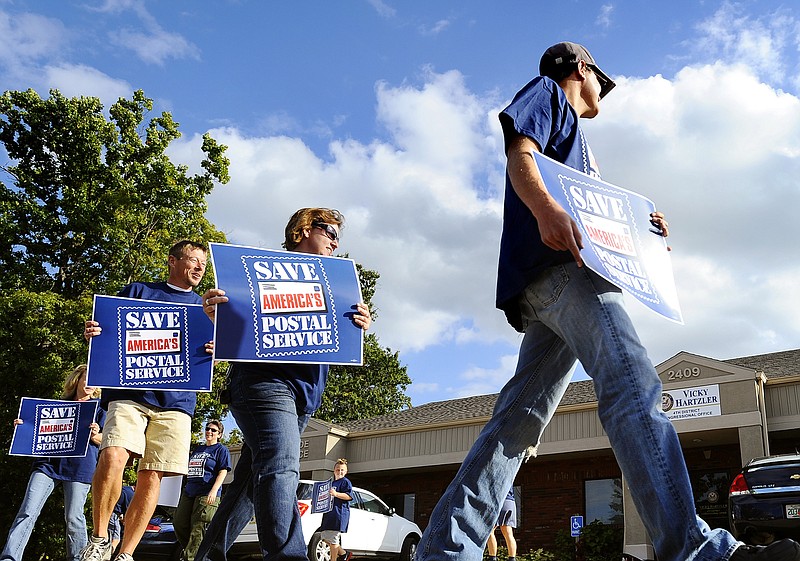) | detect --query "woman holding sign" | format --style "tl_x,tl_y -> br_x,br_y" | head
174,419 -> 231,561
195,208 -> 372,561
2,365 -> 105,561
